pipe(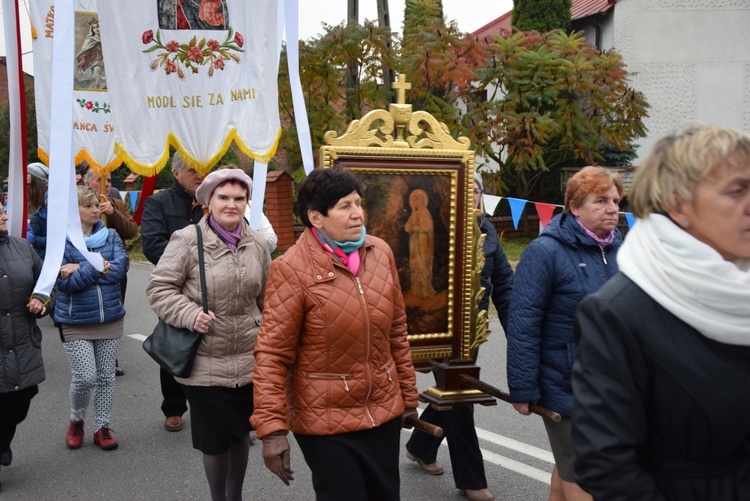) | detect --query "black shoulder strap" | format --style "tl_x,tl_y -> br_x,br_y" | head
195,224 -> 208,313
